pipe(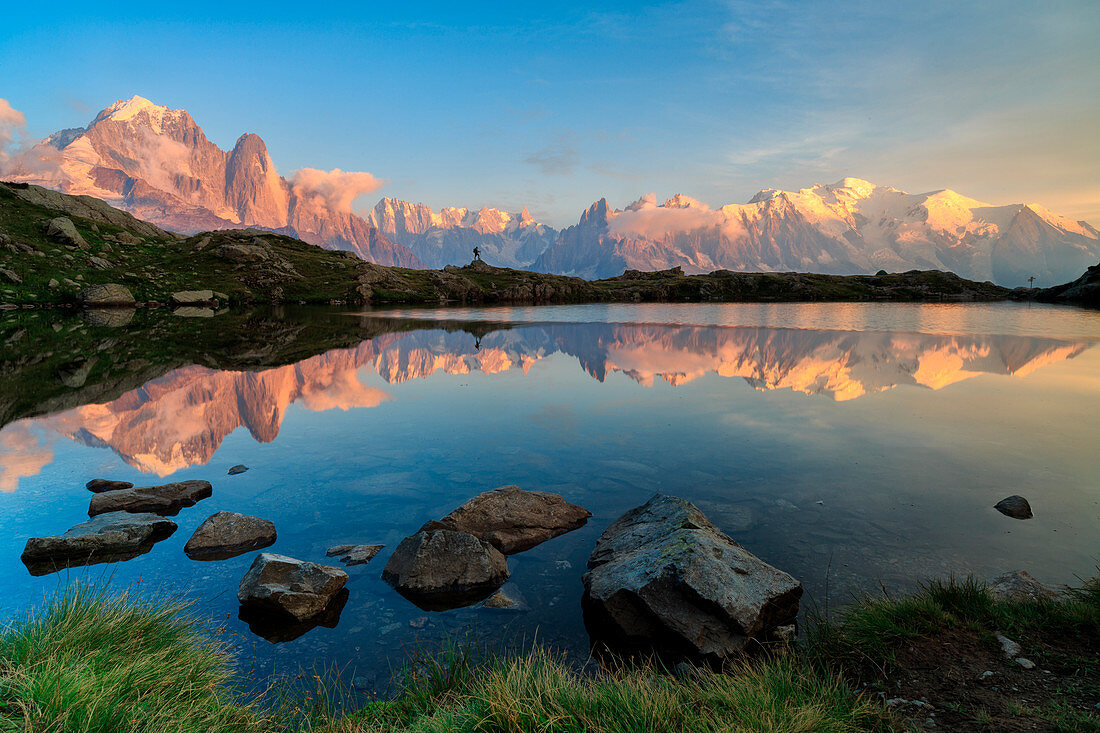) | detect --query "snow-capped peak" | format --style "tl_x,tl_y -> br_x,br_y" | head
94,95 -> 183,134
826,177 -> 877,197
